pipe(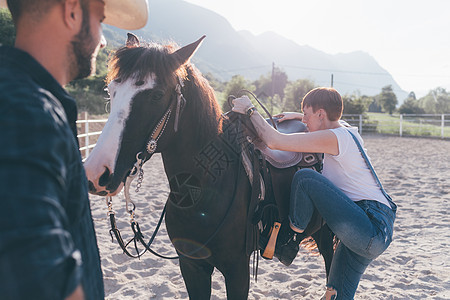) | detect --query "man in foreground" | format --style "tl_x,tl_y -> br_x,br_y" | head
0,0 -> 148,299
